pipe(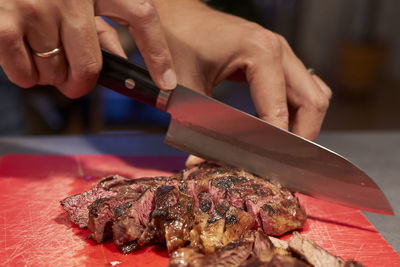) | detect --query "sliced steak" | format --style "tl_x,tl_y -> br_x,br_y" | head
222,205 -> 255,246
288,232 -> 364,267
165,190 -> 195,253
60,184 -> 118,228
61,162 -> 317,265
245,186 -> 306,236
87,192 -> 141,243
112,189 -> 155,252
259,198 -> 306,236
139,185 -> 195,253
